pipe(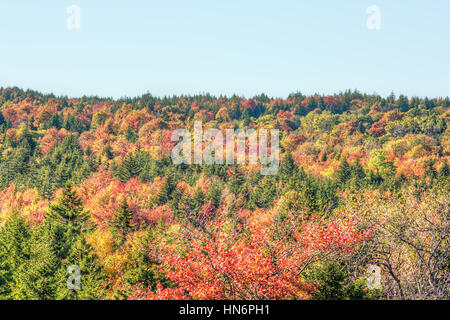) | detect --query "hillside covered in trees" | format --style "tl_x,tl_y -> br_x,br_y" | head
0,87 -> 448,300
